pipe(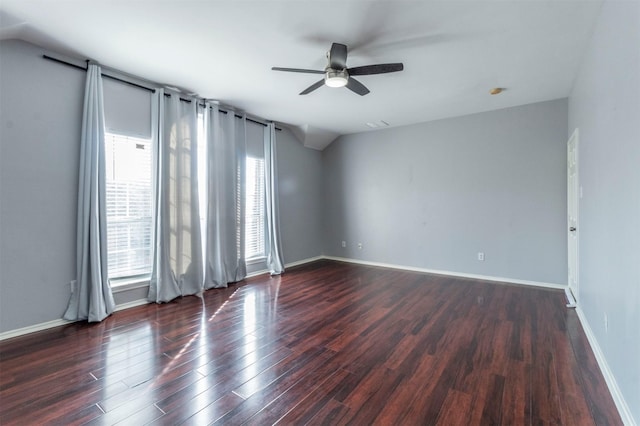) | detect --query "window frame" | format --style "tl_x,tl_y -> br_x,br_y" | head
104,131 -> 154,286
245,155 -> 266,262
